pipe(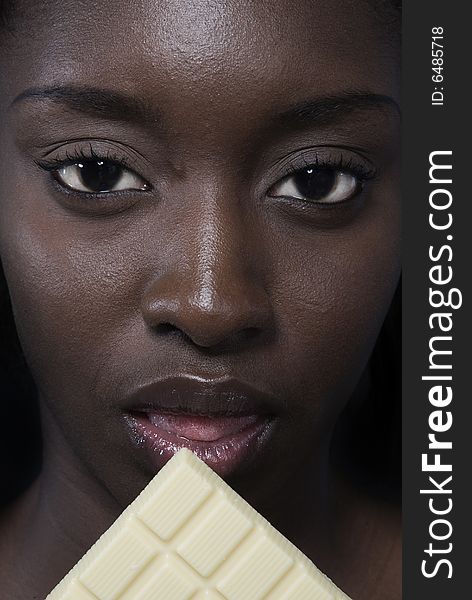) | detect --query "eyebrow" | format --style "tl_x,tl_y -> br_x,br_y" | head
10,86 -> 400,128
10,85 -> 158,125
275,92 -> 400,127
